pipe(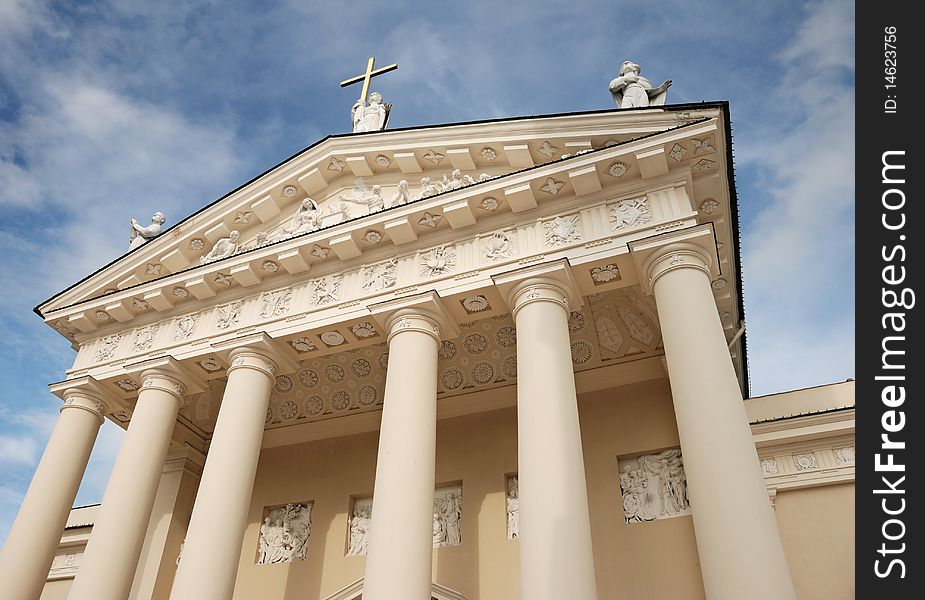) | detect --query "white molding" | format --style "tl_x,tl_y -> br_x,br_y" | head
321,577 -> 470,600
